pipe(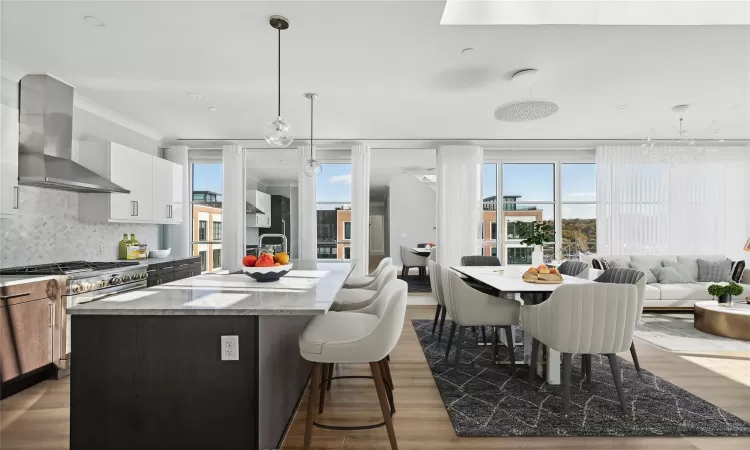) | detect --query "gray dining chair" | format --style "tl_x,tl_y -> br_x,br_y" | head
460,255 -> 501,266
427,260 -> 448,342
400,245 -> 428,280
588,267 -> 646,378
441,267 -> 521,374
557,260 -> 589,277
522,283 -> 639,418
